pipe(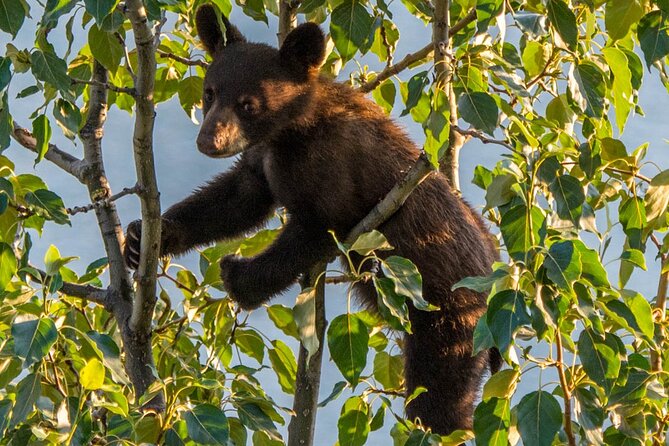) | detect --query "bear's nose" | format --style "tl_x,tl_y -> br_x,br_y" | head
196,131 -> 219,155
